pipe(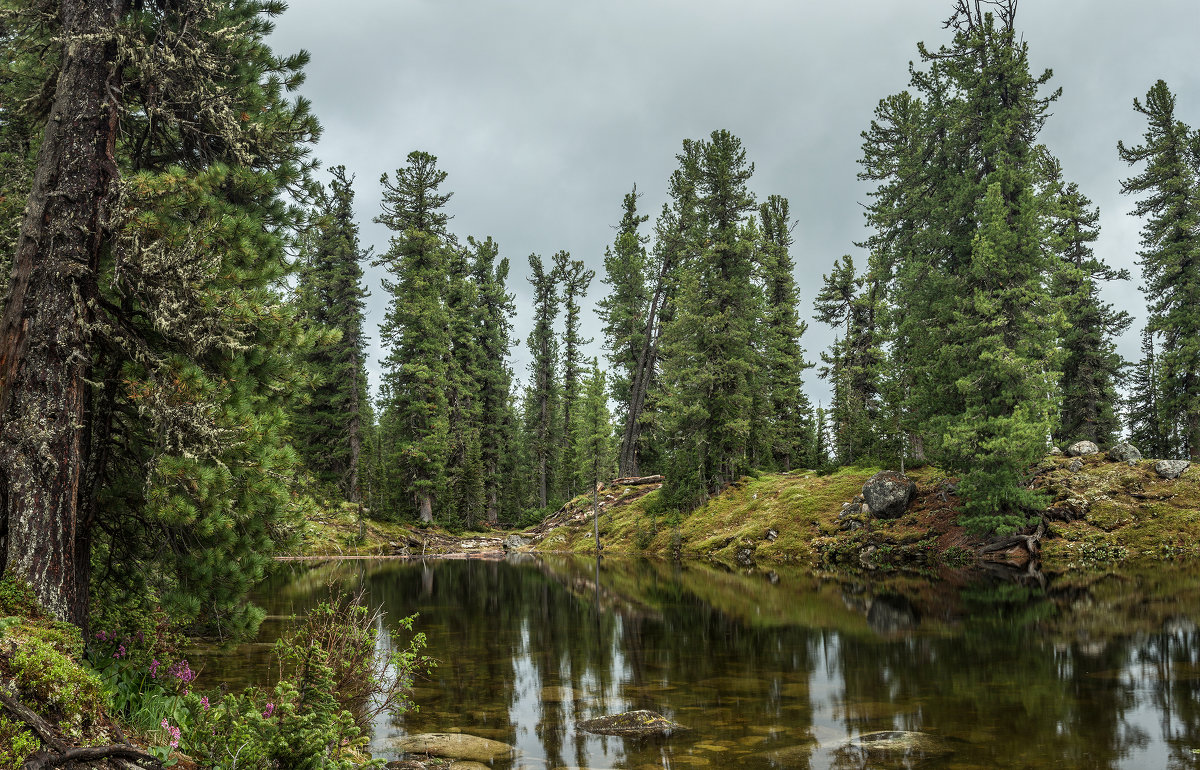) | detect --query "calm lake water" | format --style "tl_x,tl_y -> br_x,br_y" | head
193,555 -> 1200,769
